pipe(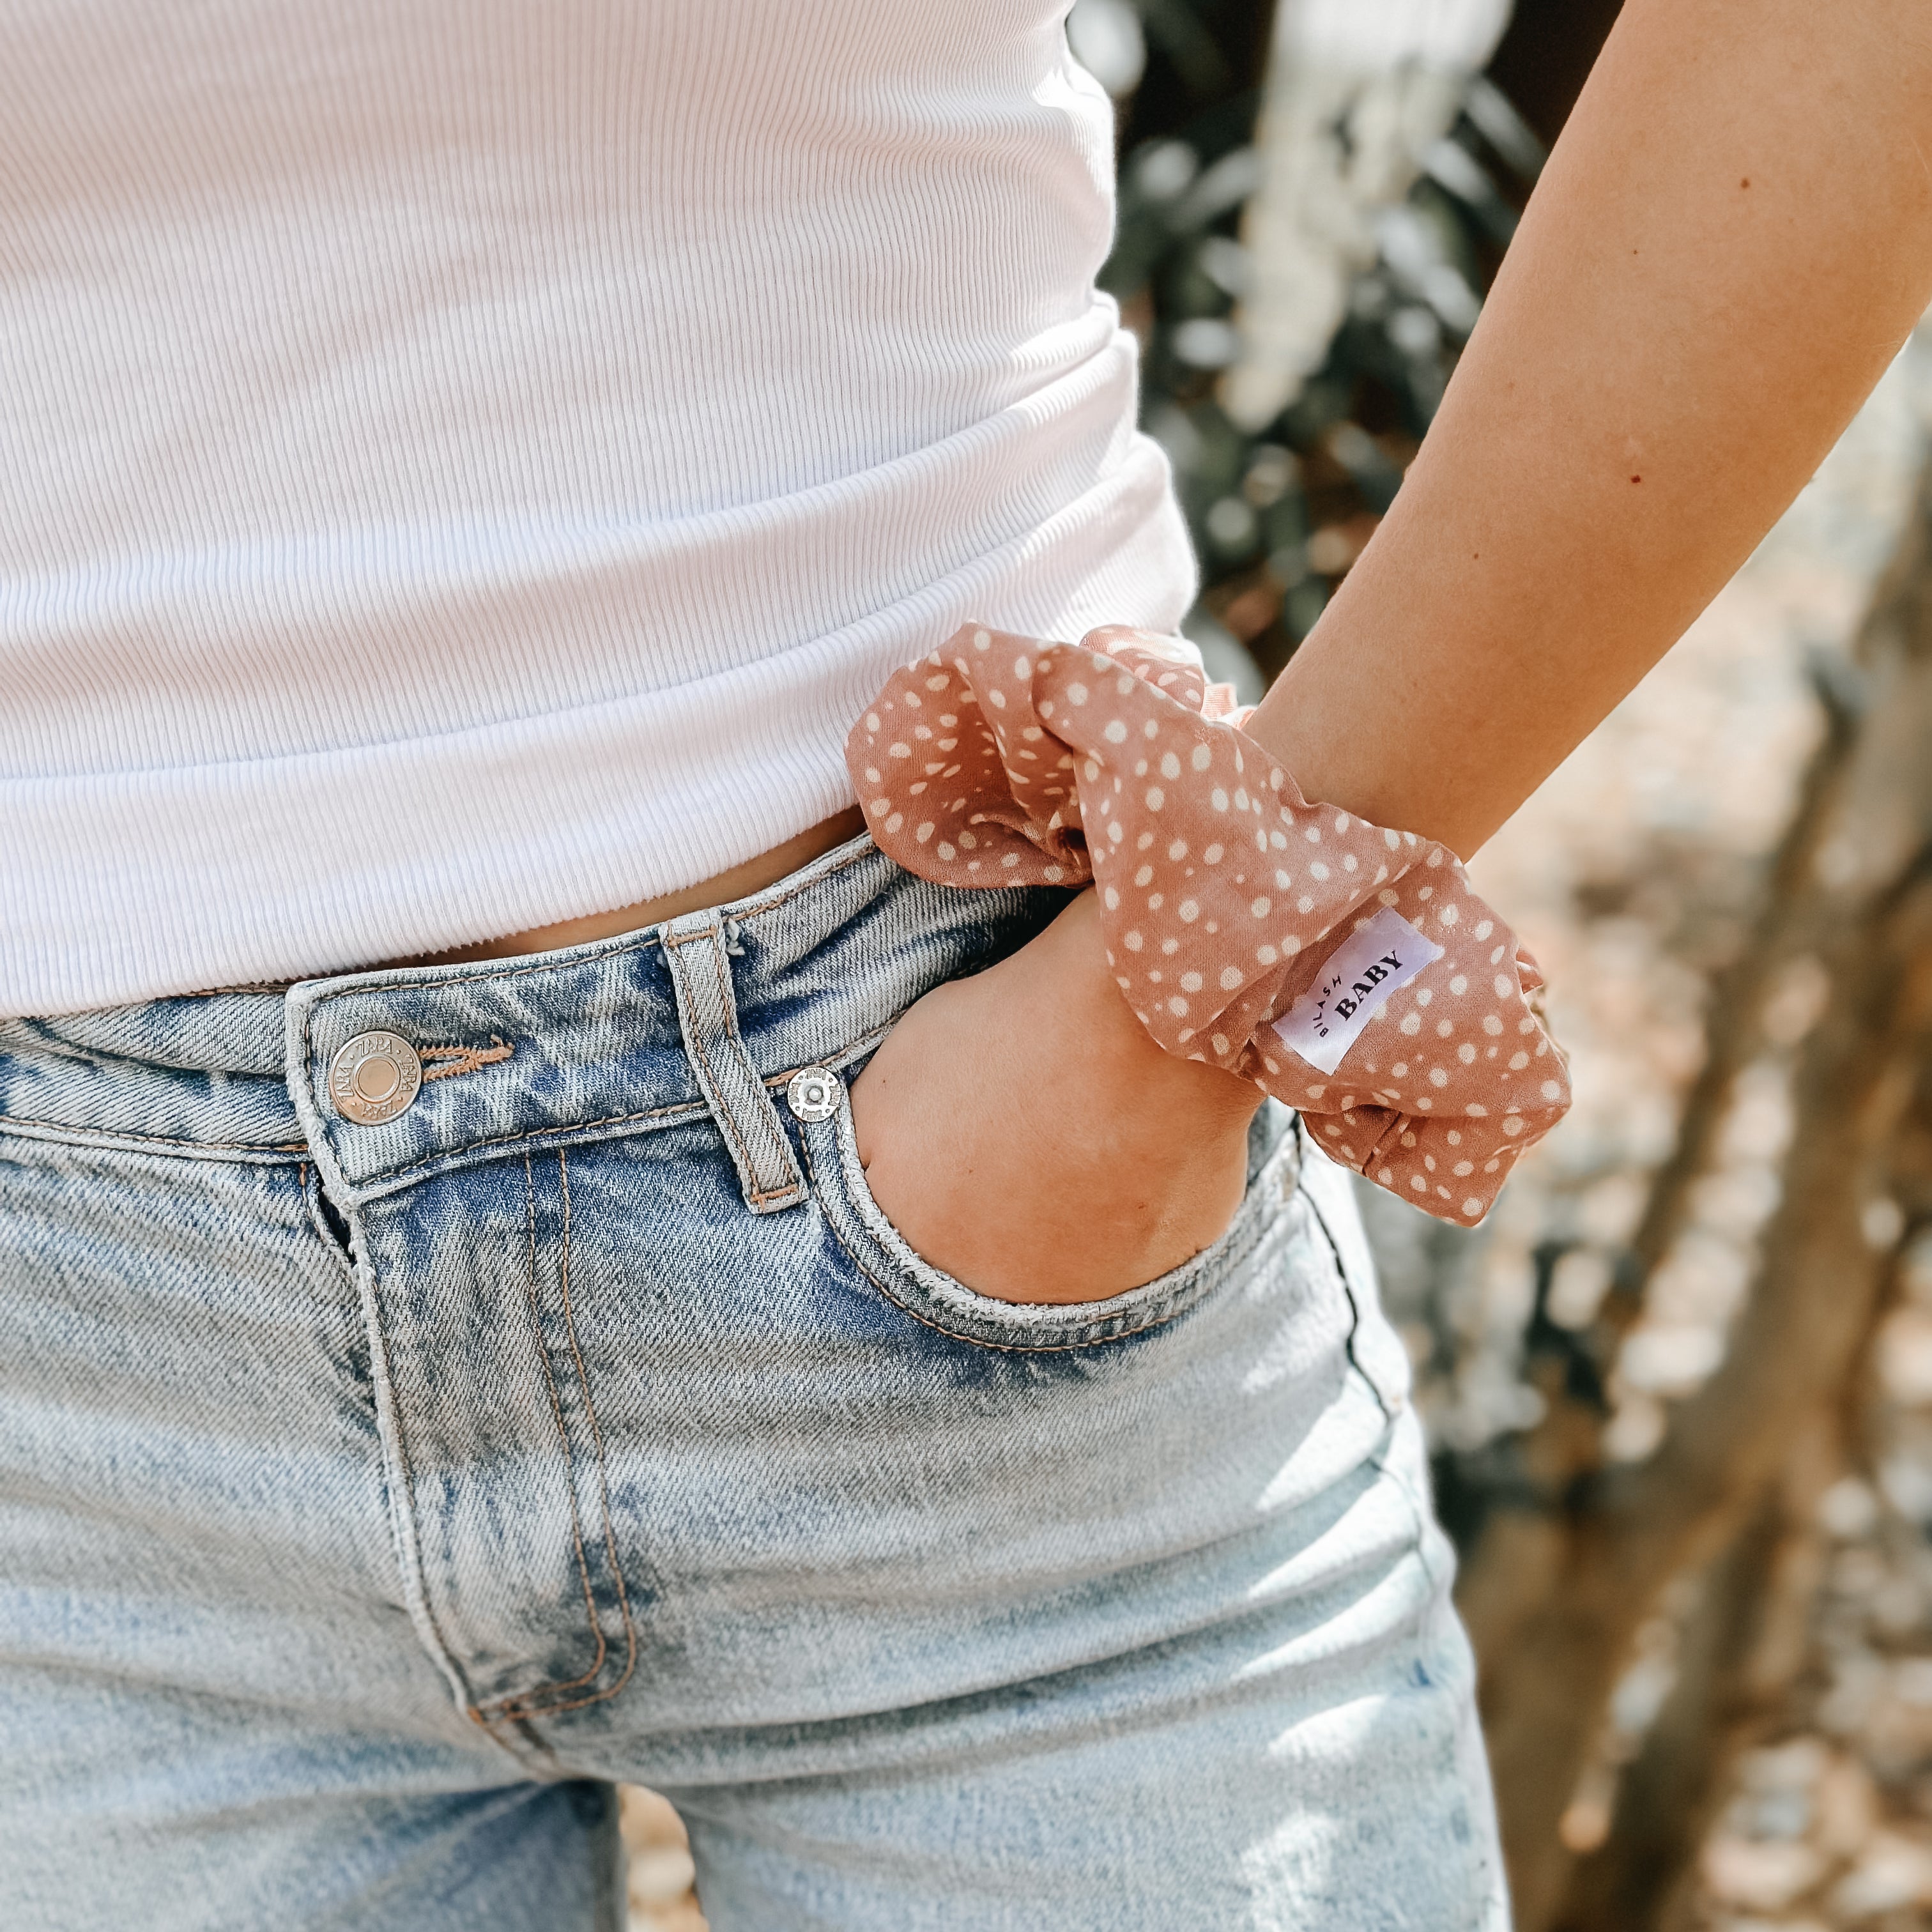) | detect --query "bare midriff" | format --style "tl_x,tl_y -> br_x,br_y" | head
375,807 -> 868,969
